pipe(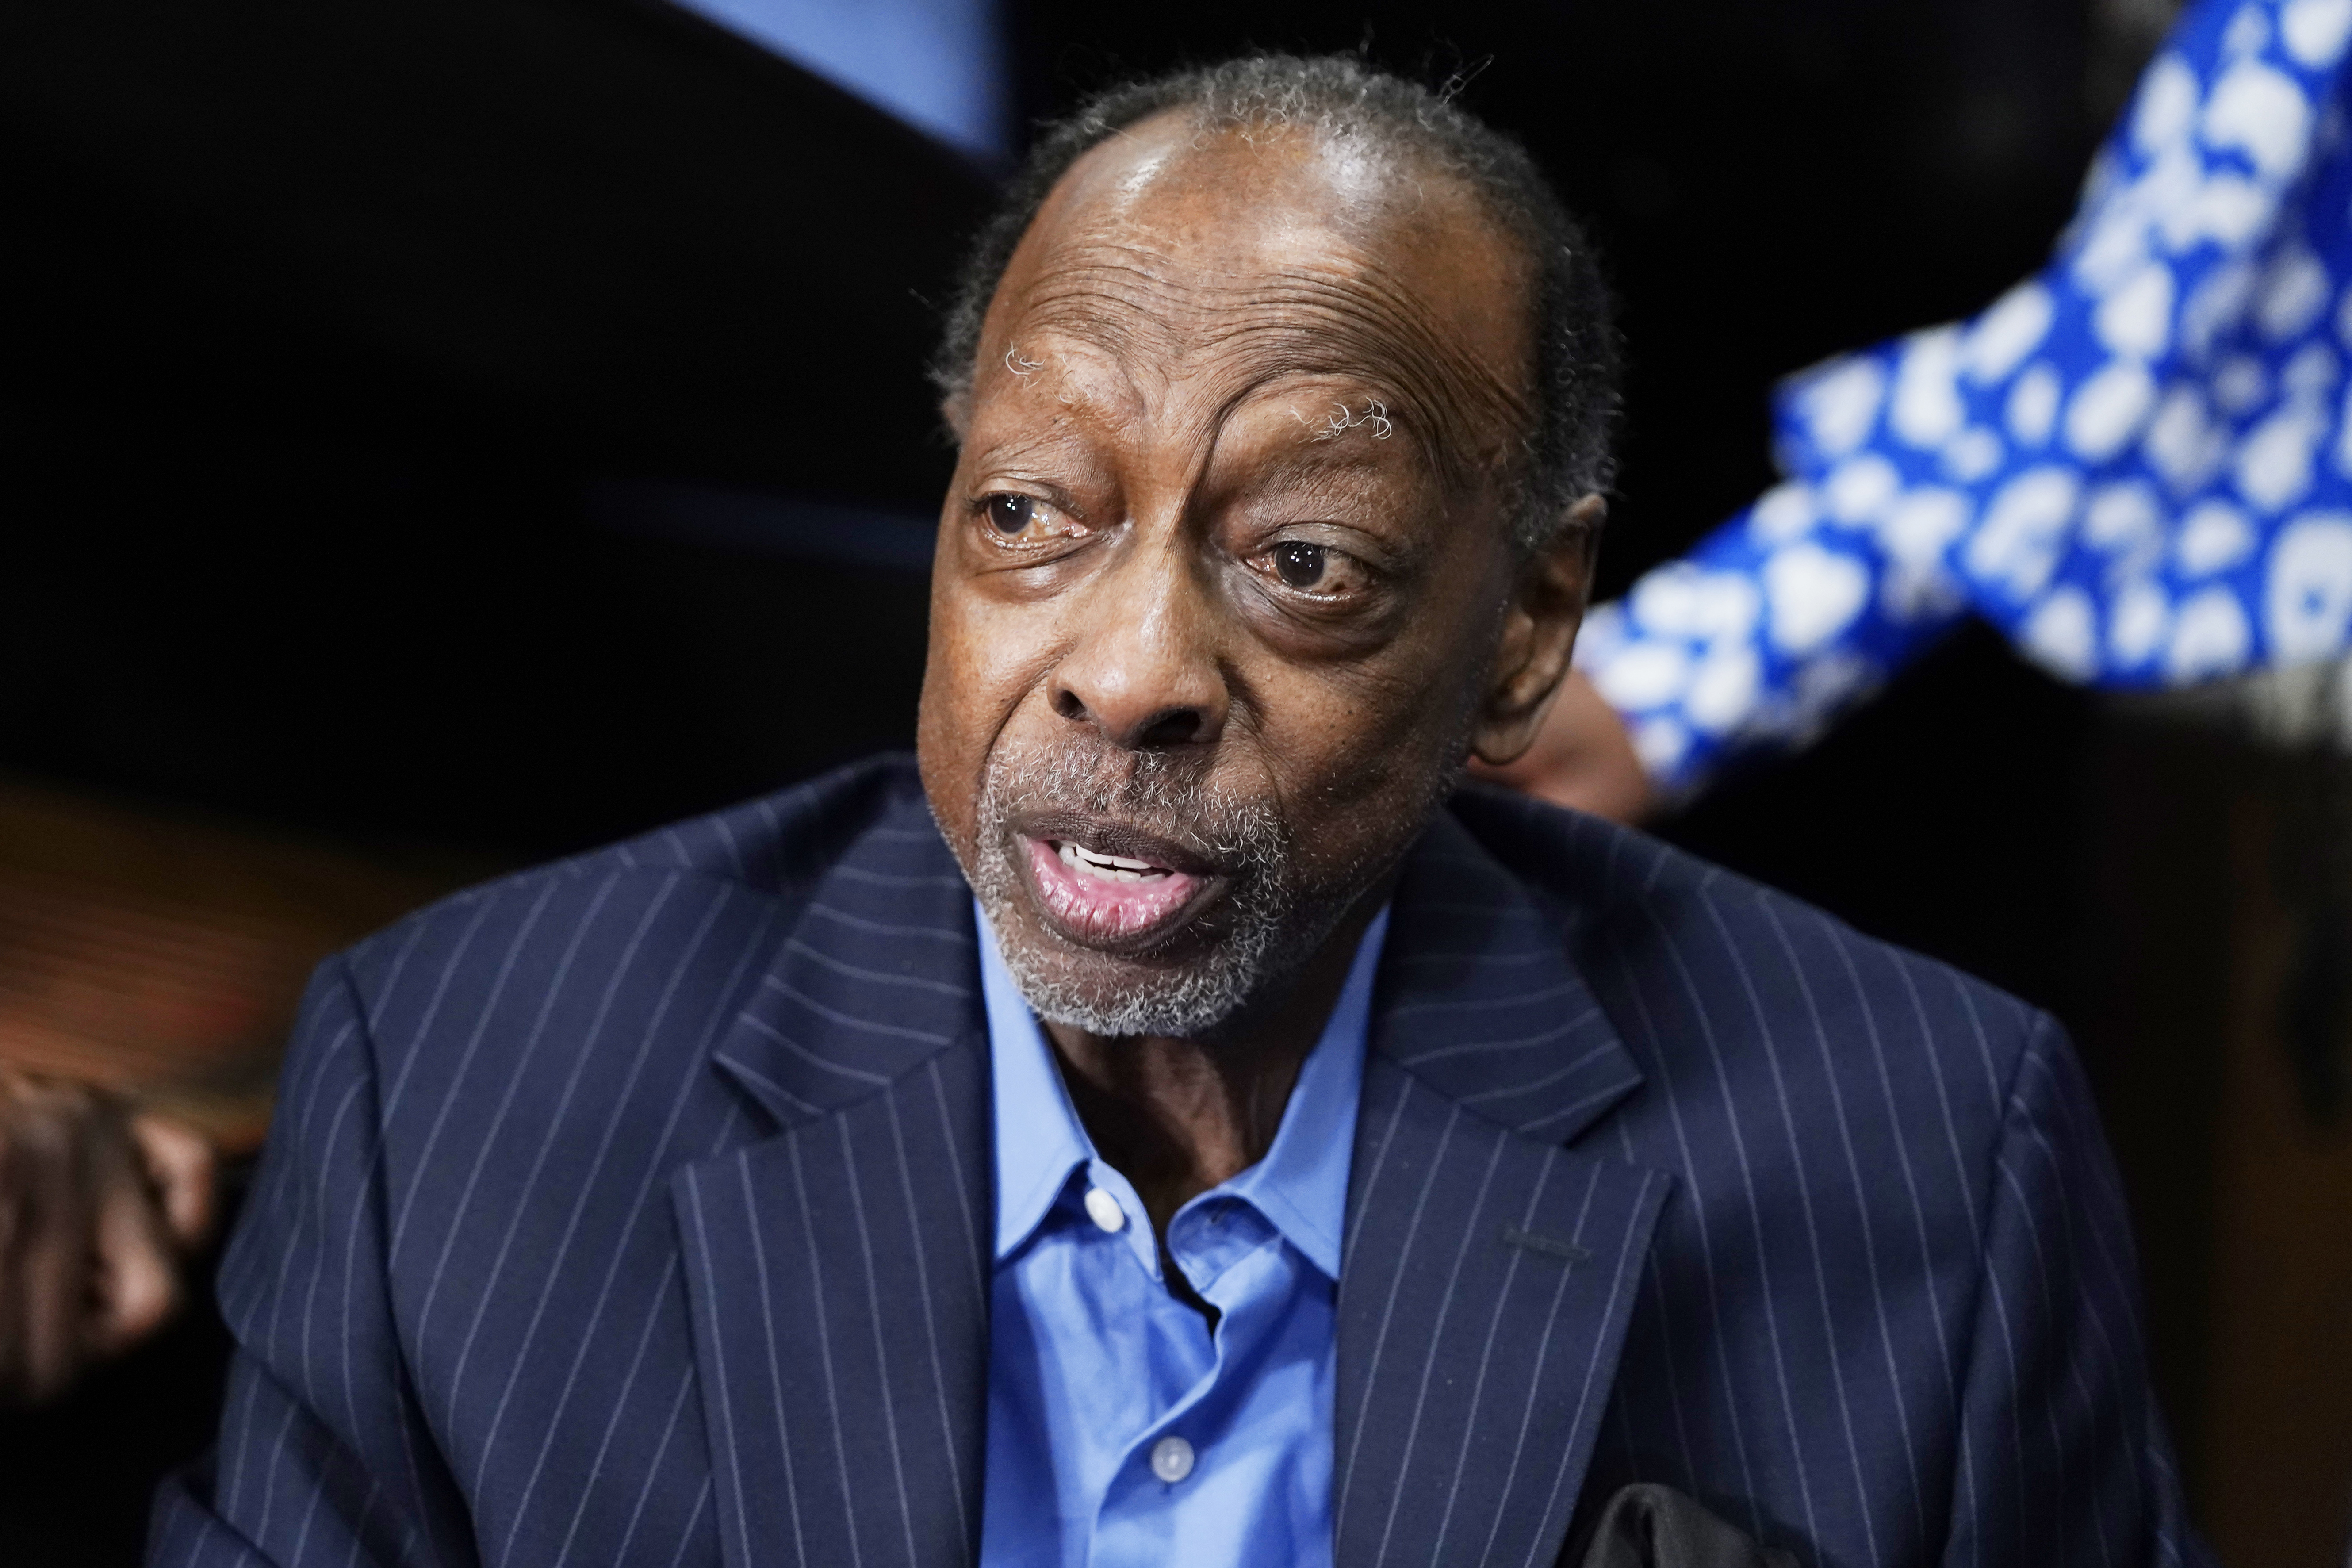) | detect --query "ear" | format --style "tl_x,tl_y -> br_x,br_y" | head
1471,493 -> 1605,768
